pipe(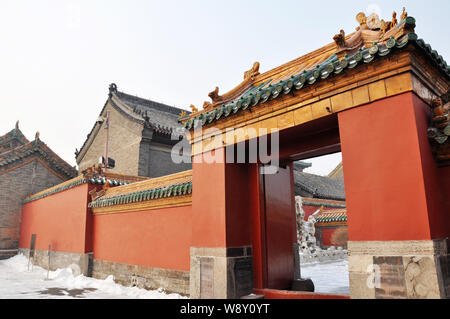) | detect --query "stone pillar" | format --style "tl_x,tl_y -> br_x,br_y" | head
348,240 -> 449,299
190,247 -> 253,299
339,92 -> 450,299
